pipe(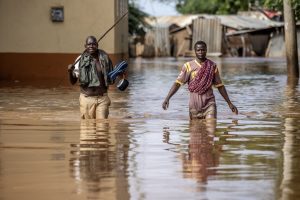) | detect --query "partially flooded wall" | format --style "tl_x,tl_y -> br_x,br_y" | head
0,0 -> 128,83
266,30 -> 300,58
